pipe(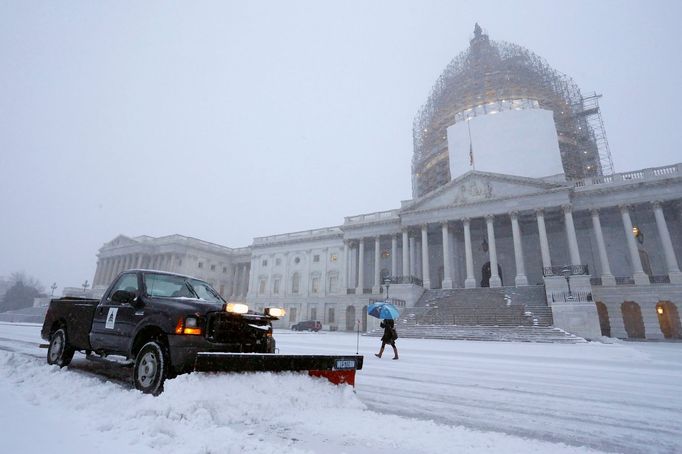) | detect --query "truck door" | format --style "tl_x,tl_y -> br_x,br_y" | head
90,272 -> 143,354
